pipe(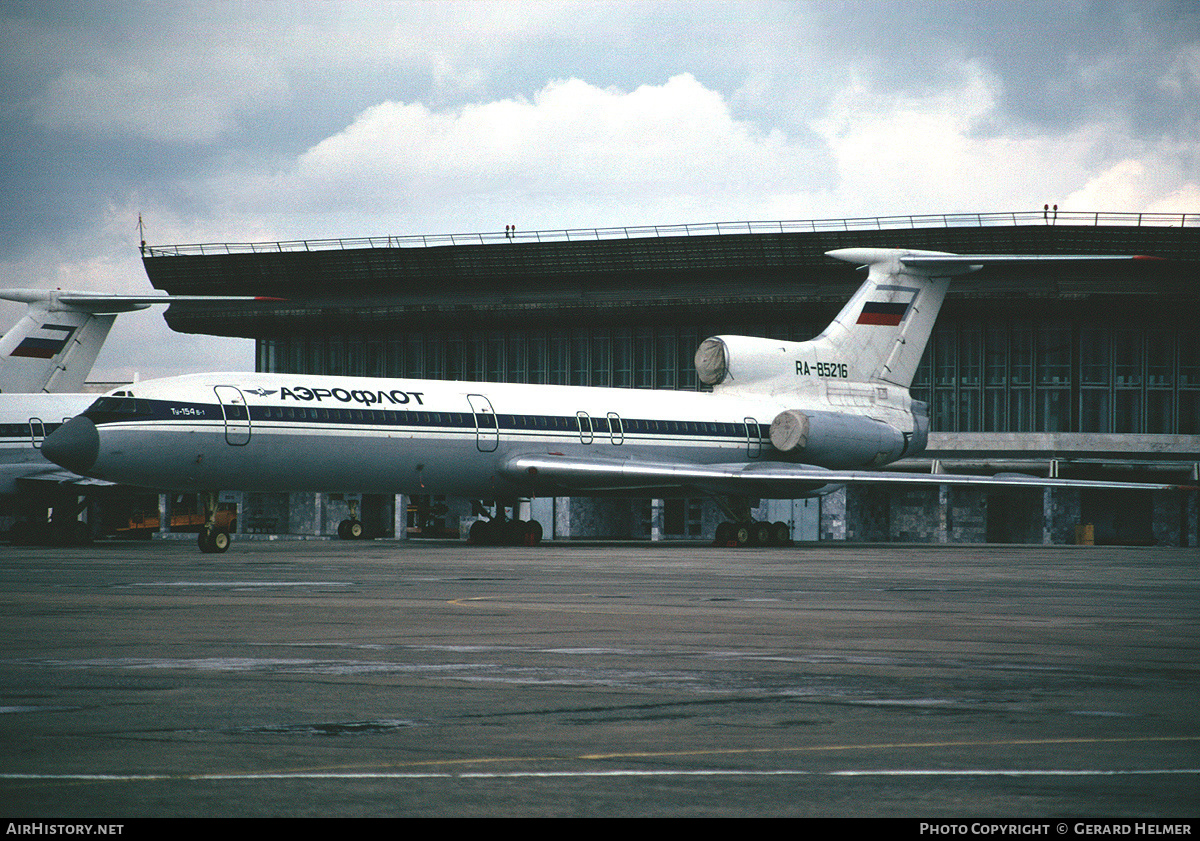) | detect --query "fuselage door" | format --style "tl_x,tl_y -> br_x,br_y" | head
744,417 -> 761,458
576,411 -> 593,445
607,412 -> 623,445
29,418 -> 45,449
214,386 -> 251,446
467,394 -> 498,452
